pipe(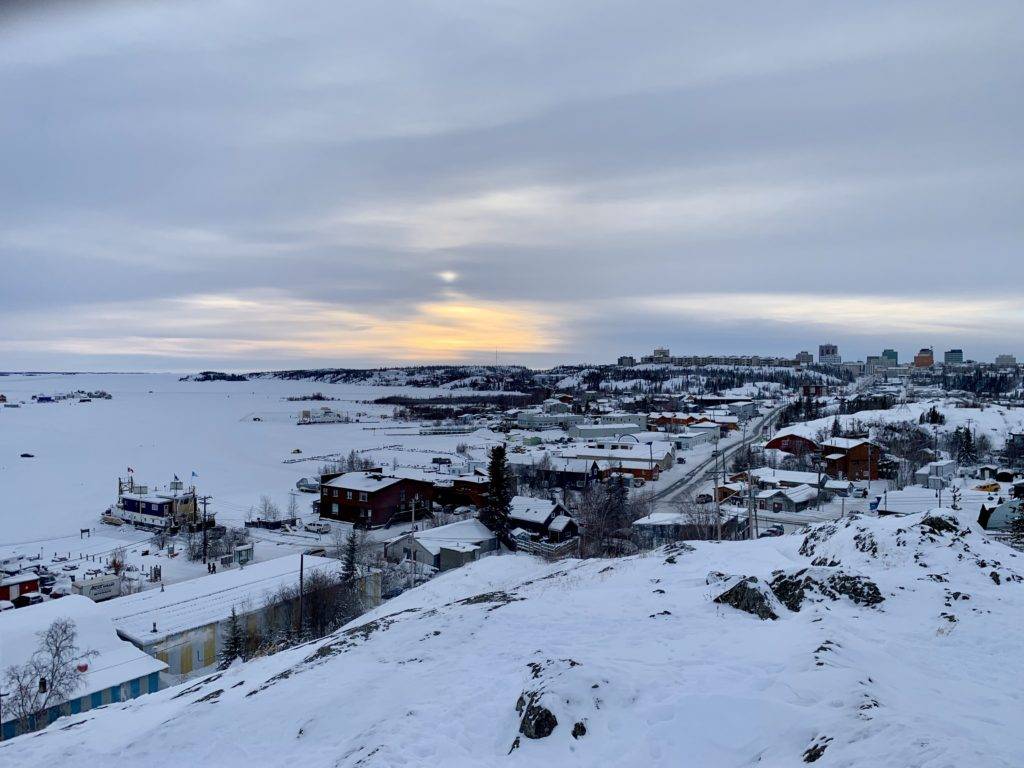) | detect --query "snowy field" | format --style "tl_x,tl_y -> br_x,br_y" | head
0,373 -> 503,545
